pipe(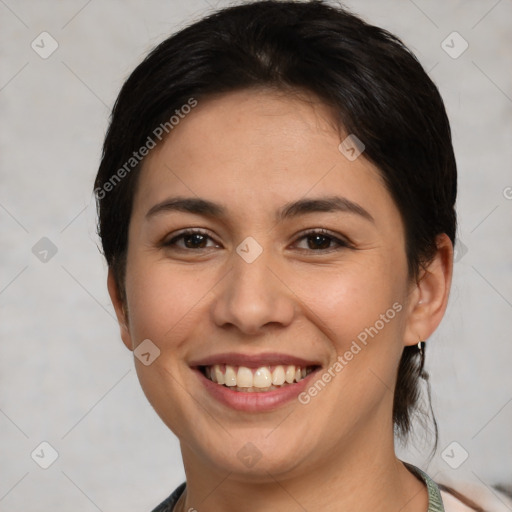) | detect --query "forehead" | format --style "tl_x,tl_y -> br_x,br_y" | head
132,88 -> 393,222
